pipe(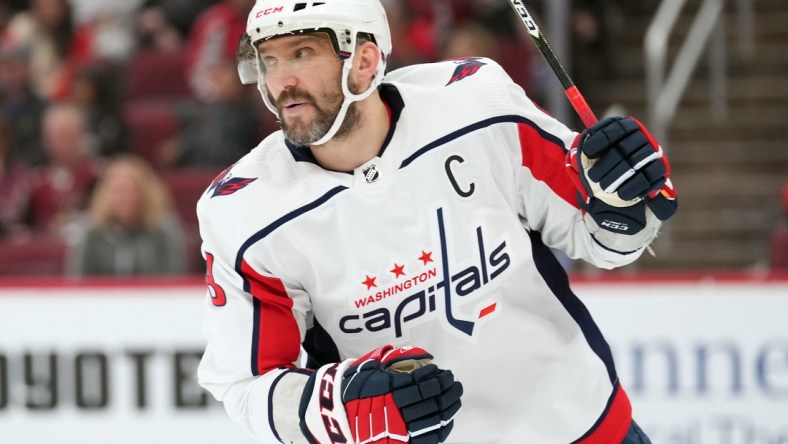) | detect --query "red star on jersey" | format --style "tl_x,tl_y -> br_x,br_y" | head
362,275 -> 377,290
390,263 -> 406,278
418,251 -> 433,265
